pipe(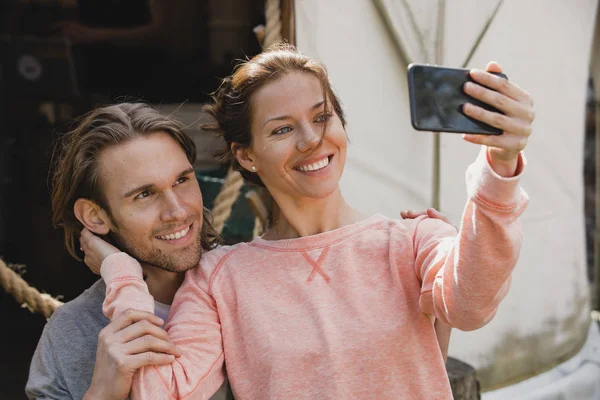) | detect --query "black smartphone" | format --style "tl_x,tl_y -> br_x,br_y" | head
407,63 -> 508,135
